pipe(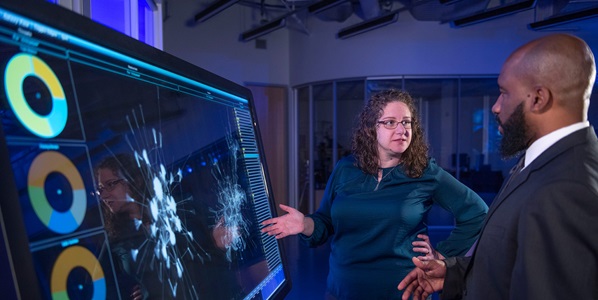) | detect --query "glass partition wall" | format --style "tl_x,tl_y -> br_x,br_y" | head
294,75 -> 598,240
295,76 -> 513,233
